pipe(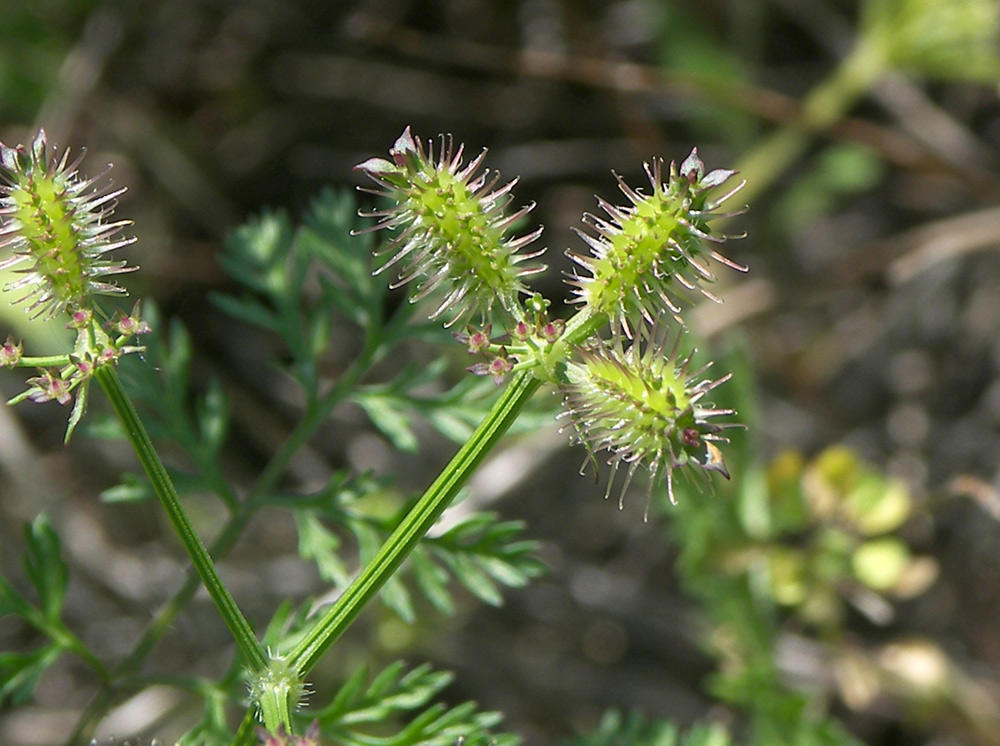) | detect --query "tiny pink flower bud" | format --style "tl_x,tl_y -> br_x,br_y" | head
97,346 -> 119,365
453,324 -> 494,354
512,320 -> 531,341
468,348 -> 513,385
540,319 -> 565,343
487,353 -> 514,385
1,335 -> 23,367
26,369 -> 72,405
109,301 -> 151,337
468,325 -> 492,353
116,316 -> 137,335
471,330 -> 492,352
67,308 -> 93,329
